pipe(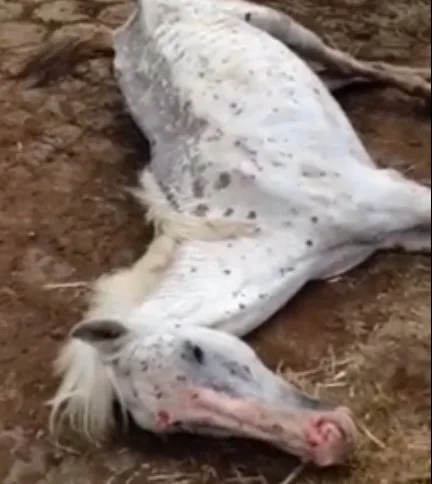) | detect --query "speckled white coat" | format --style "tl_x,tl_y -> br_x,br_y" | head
49,0 -> 430,447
